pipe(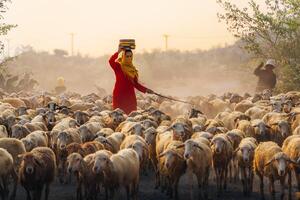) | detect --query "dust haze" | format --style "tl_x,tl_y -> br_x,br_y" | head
5,42 -> 258,97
